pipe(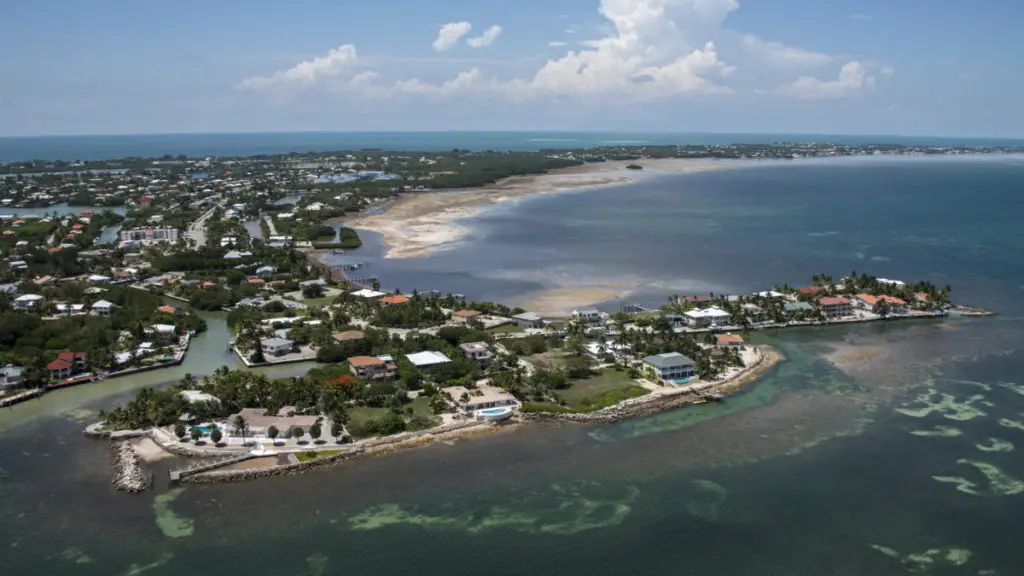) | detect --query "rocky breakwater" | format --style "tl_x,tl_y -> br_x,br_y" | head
111,440 -> 152,493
